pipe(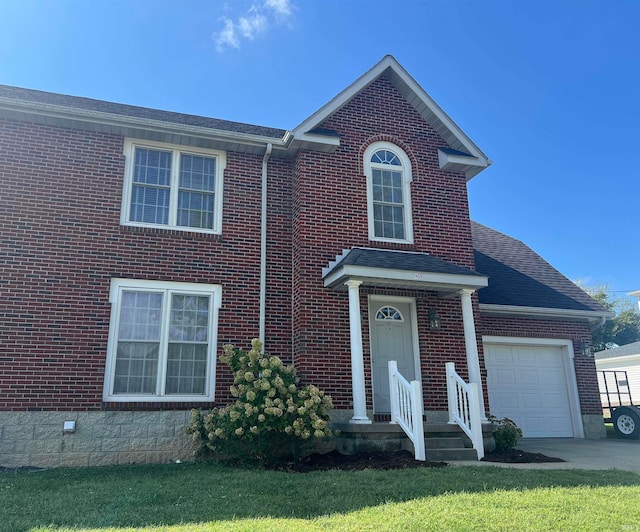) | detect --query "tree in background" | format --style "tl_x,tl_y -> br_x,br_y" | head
581,285 -> 640,351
